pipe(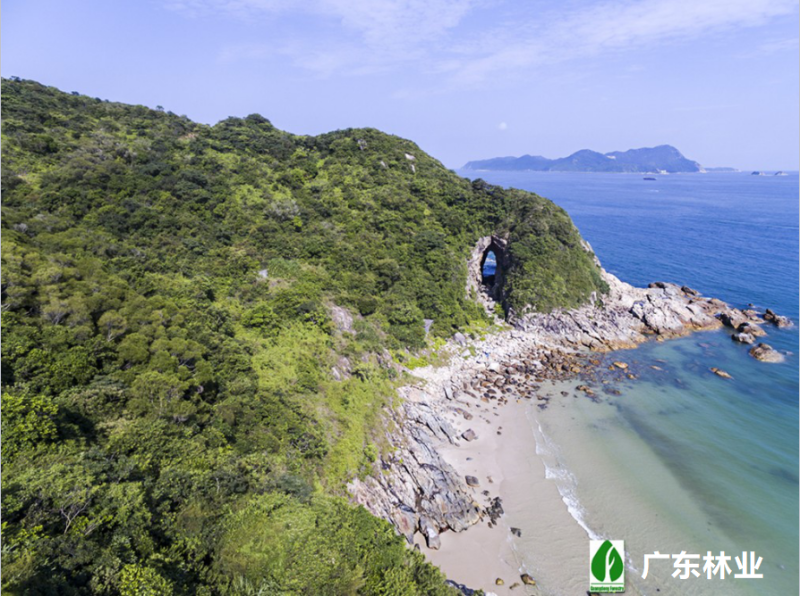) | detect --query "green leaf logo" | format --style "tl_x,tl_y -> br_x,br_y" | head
592,540 -> 624,582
